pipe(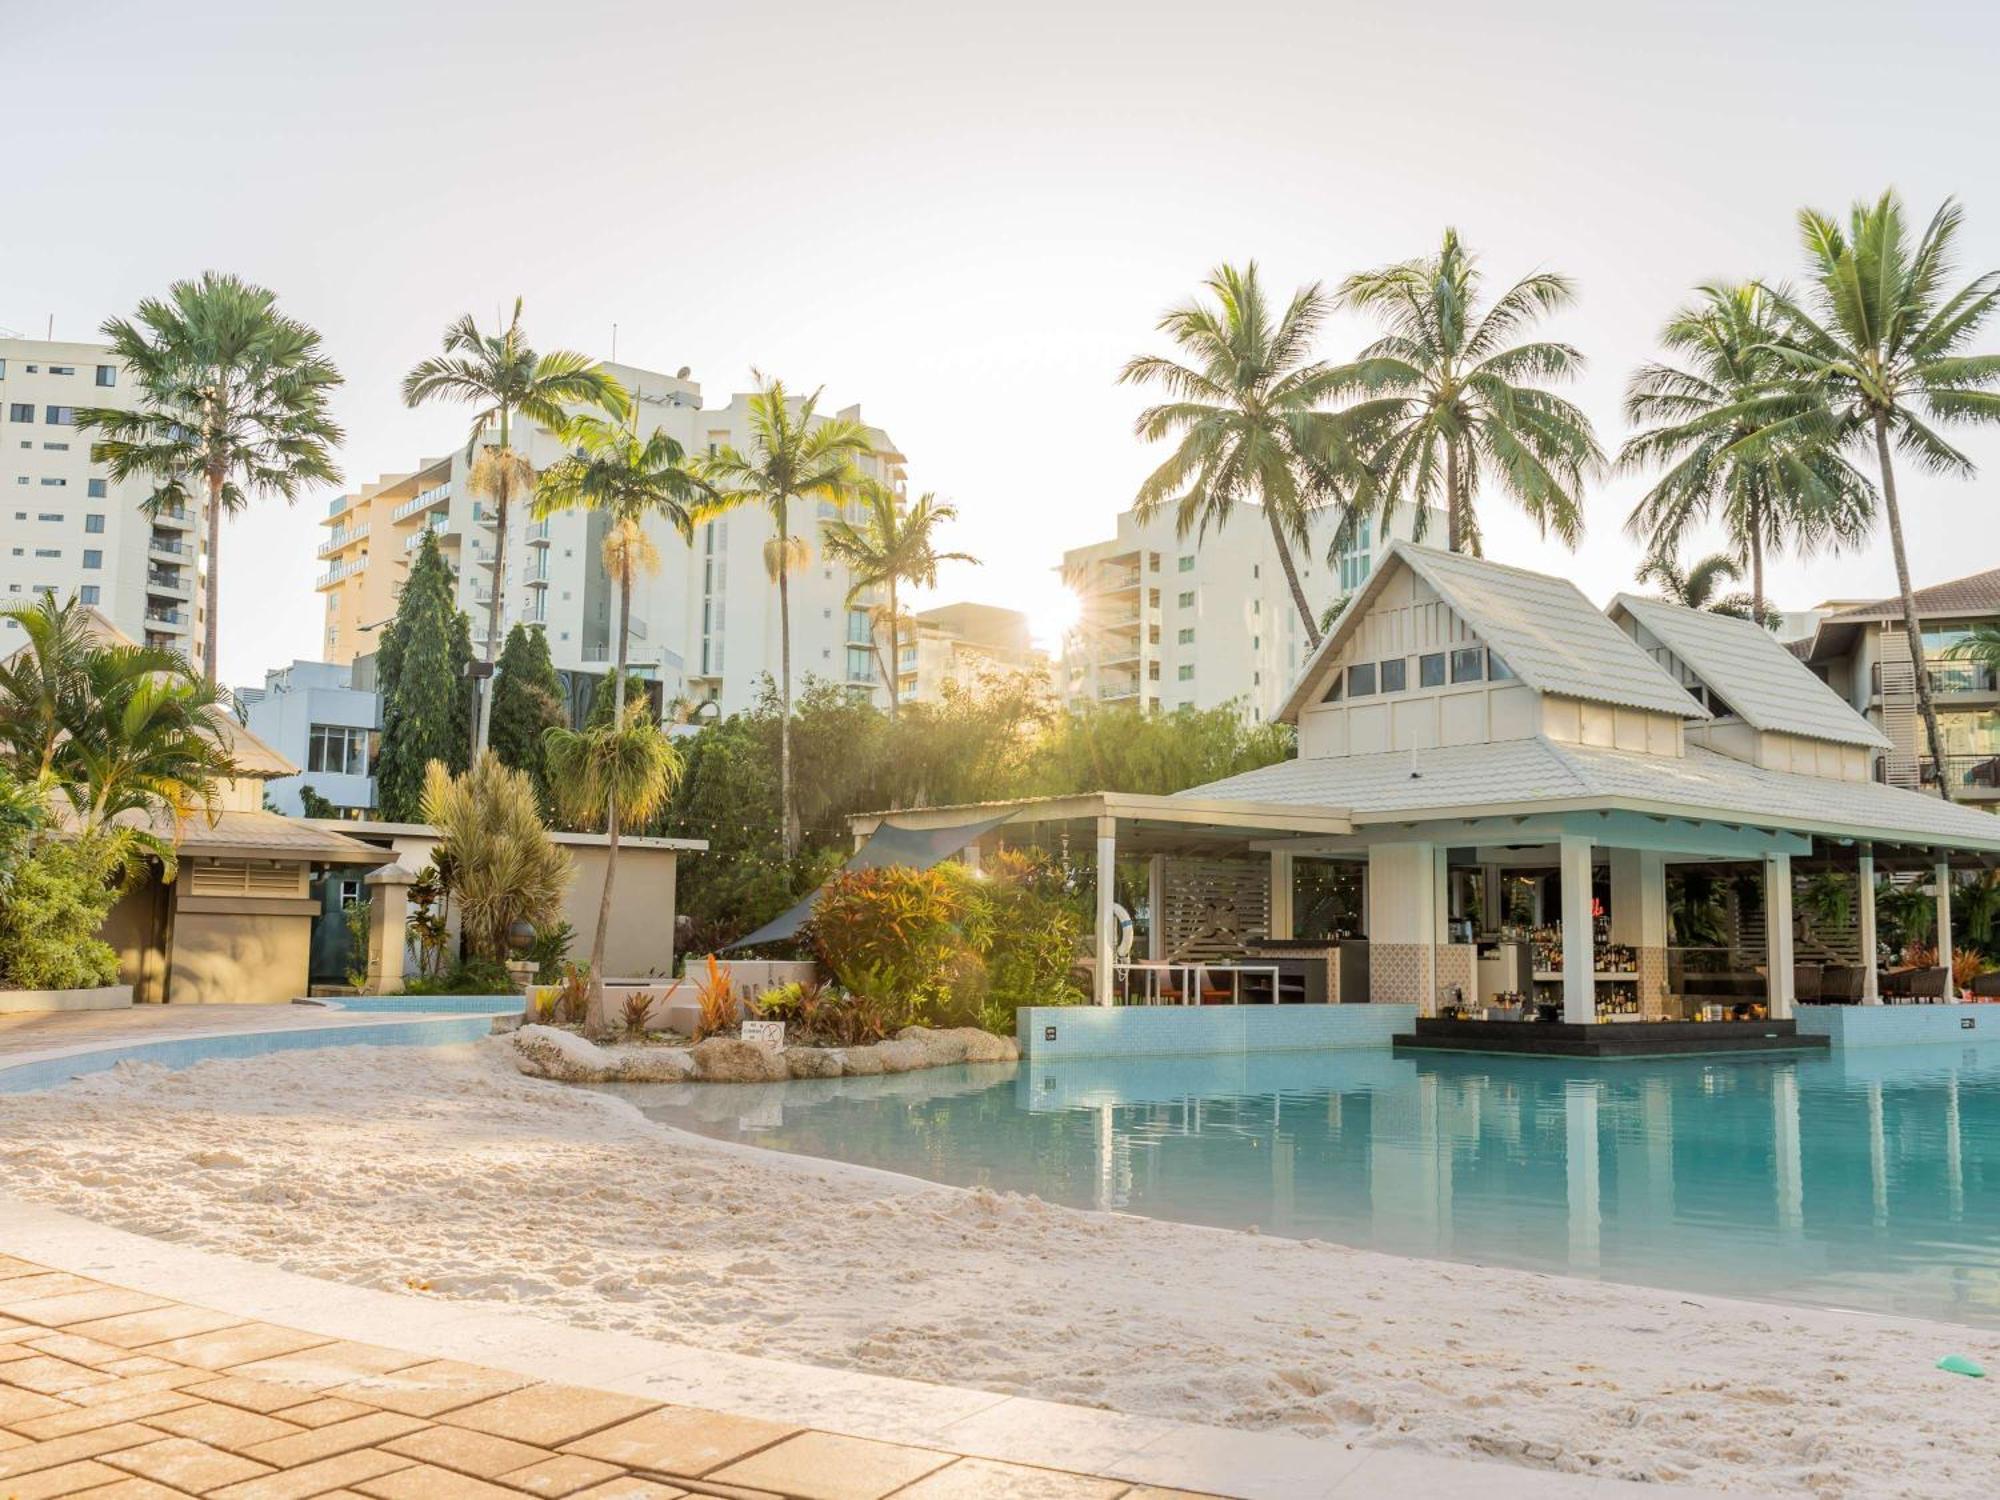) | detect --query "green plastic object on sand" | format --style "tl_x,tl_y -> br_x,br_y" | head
1936,1355 -> 1986,1378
